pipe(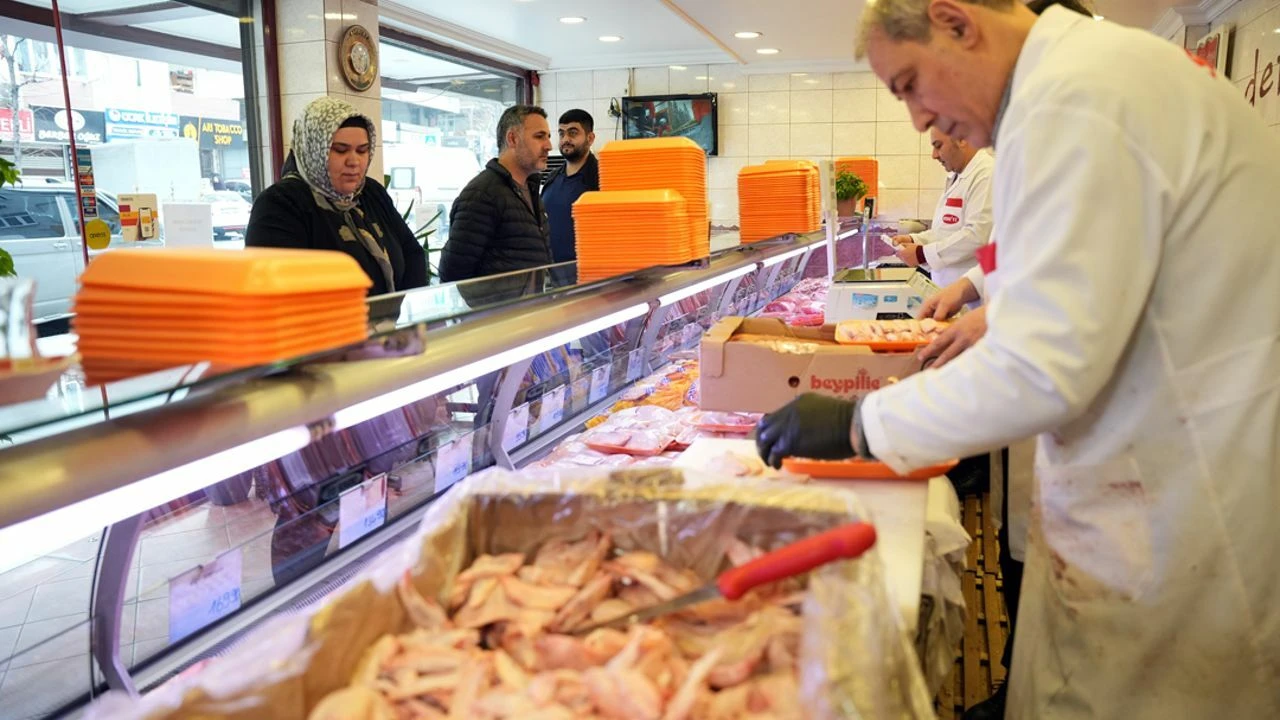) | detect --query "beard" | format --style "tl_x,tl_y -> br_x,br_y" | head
561,144 -> 586,162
